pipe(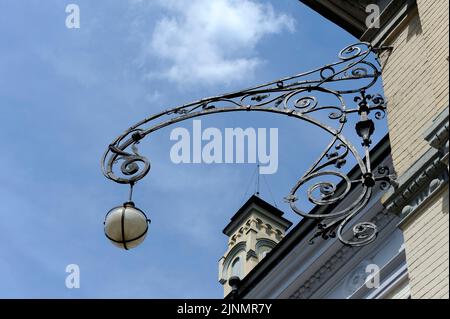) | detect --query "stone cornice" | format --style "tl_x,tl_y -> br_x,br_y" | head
299,0 -> 417,45
383,108 -> 449,221
298,0 -> 369,38
361,0 -> 417,46
223,195 -> 291,236
383,155 -> 448,214
424,108 -> 449,165
288,244 -> 352,299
